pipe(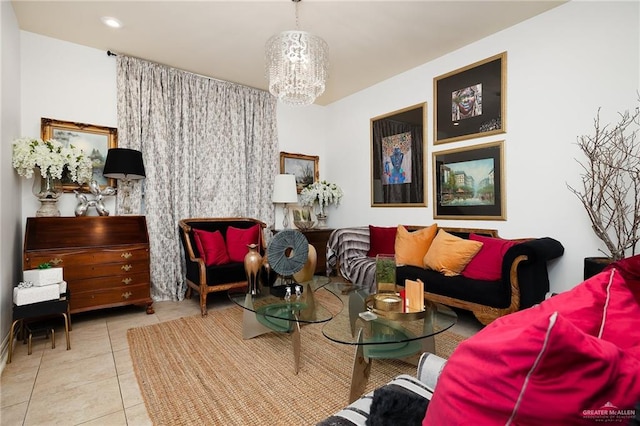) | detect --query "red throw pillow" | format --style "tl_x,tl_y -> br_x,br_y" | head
192,229 -> 230,266
424,311 -> 640,425
367,225 -> 397,257
461,233 -> 519,281
226,224 -> 260,262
